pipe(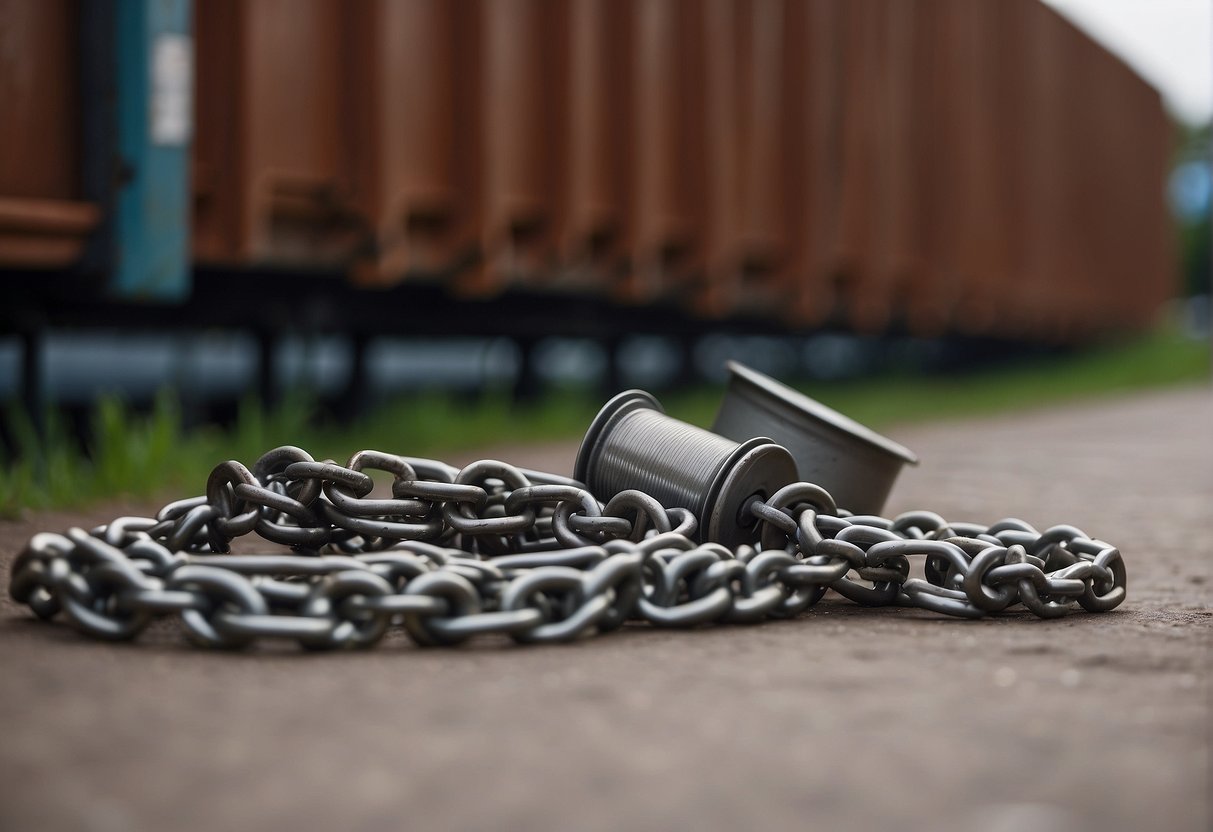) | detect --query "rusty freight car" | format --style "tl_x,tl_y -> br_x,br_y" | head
0,0 -> 1178,363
